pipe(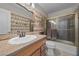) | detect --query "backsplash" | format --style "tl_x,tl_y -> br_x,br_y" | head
11,13 -> 30,34
0,13 -> 31,41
